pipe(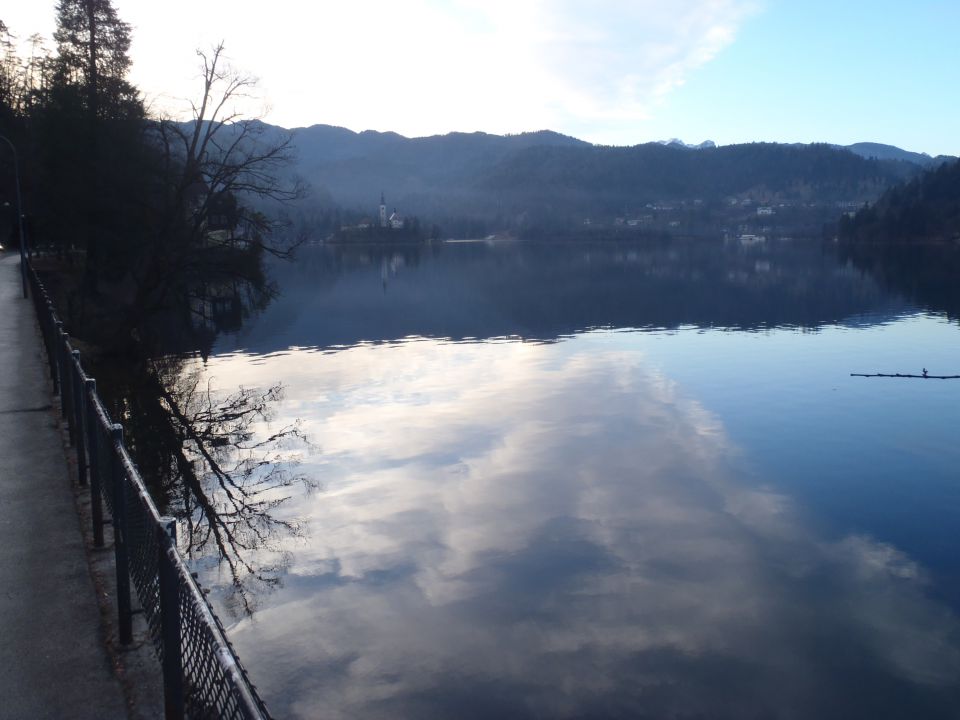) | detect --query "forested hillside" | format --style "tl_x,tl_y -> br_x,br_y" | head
475,142 -> 911,211
273,124 -> 922,237
840,159 -> 960,242
837,158 -> 960,318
